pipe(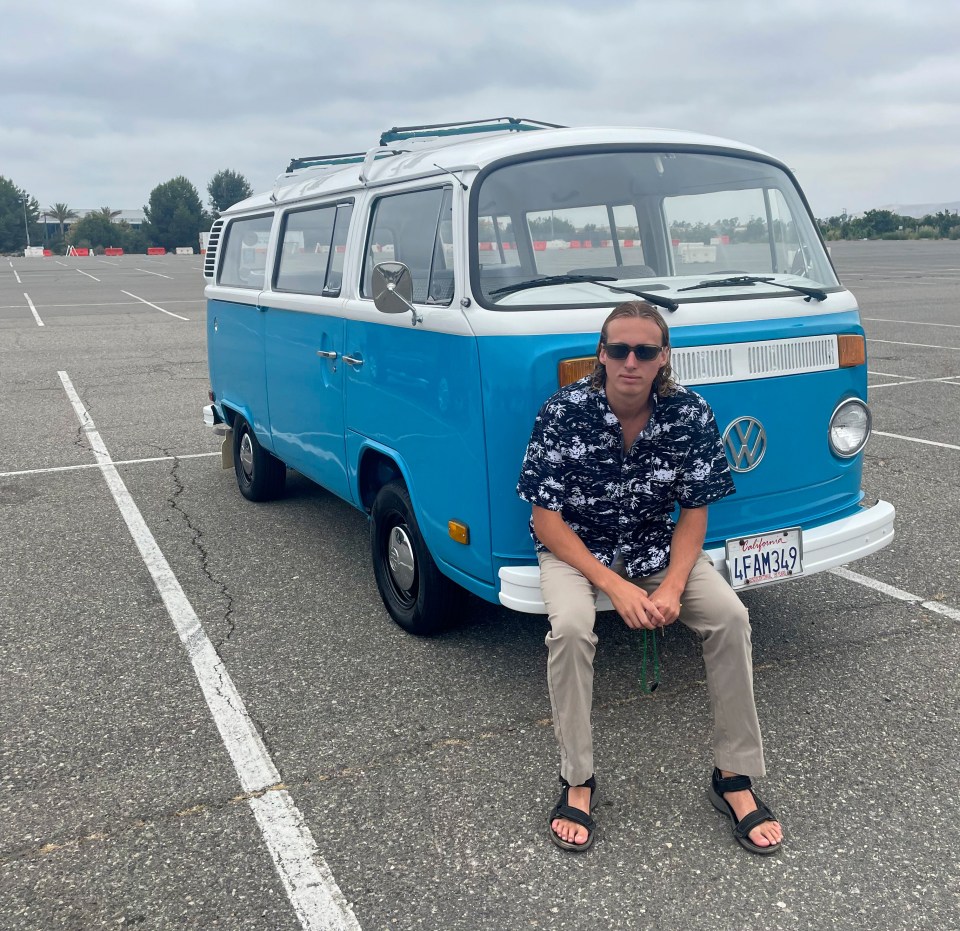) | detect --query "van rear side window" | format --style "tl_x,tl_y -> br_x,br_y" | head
362,187 -> 454,305
275,202 -> 353,296
218,214 -> 274,289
